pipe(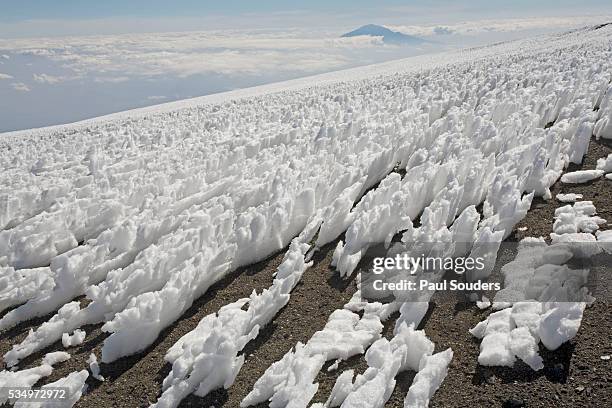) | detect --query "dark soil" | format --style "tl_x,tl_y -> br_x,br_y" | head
0,138 -> 610,408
